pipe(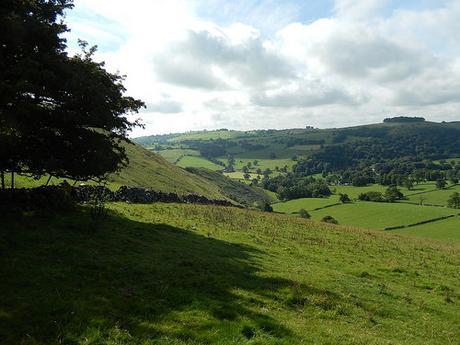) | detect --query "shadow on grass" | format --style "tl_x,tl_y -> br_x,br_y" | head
0,208 -> 294,344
